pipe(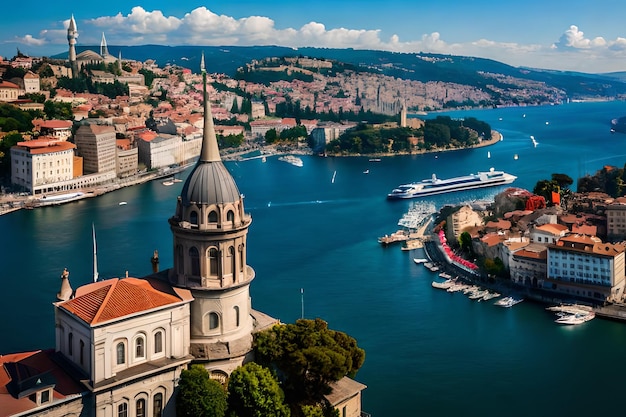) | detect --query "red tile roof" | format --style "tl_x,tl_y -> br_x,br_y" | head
60,278 -> 192,325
